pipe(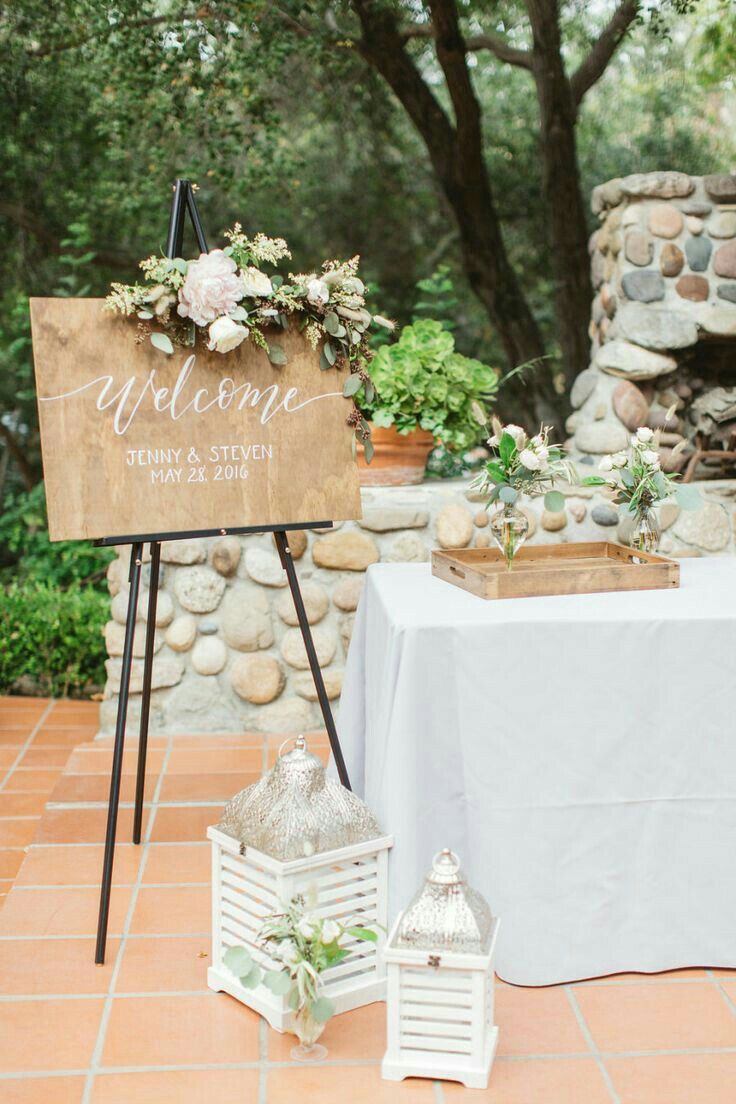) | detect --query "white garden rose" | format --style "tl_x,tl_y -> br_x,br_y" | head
504,424 -> 526,444
207,316 -> 249,354
599,455 -> 614,472
320,919 -> 341,945
636,426 -> 654,442
297,915 -> 319,940
306,277 -> 330,306
177,249 -> 245,326
519,448 -> 542,470
241,266 -> 273,298
278,939 -> 300,965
